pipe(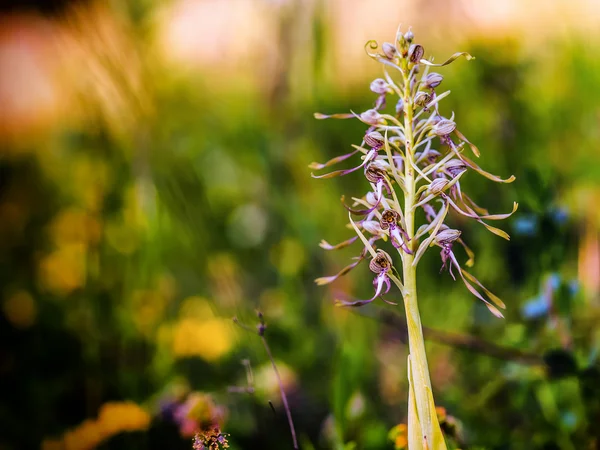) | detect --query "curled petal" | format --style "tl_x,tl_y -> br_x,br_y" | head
335,297 -> 375,307
454,128 -> 480,157
446,197 -> 511,240
342,193 -> 381,216
448,252 -> 504,318
311,149 -> 377,179
478,202 -> 519,220
308,148 -> 362,170
319,236 -> 358,251
419,52 -> 475,67
459,153 -> 516,184
315,257 -> 364,286
314,112 -> 354,120
461,269 -> 506,309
